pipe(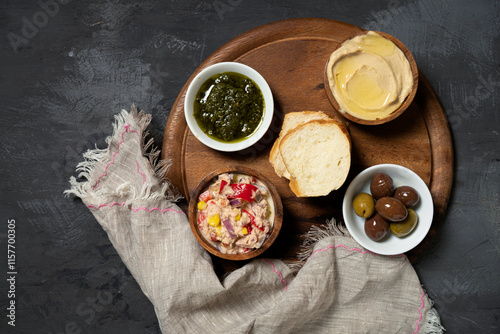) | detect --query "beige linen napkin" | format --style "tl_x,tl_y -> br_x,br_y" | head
65,106 -> 444,333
